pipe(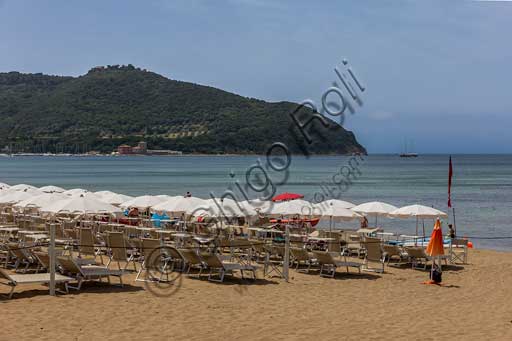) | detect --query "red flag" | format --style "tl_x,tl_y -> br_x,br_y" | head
448,156 -> 453,208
